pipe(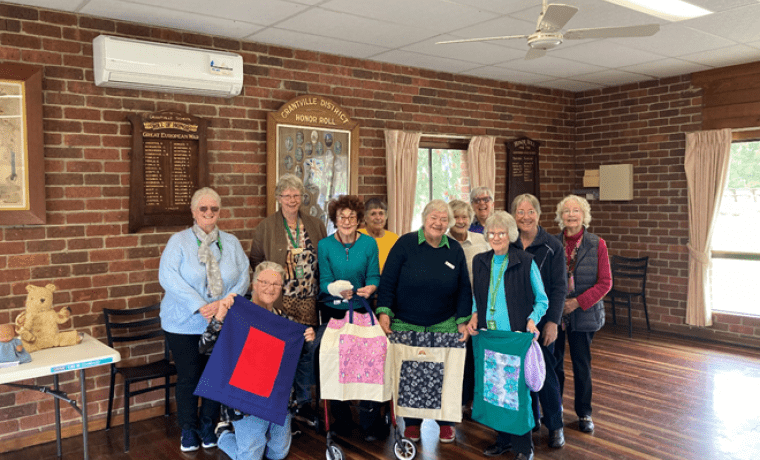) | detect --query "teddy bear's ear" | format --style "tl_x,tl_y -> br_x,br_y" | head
26,285 -> 34,293
45,284 -> 57,293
